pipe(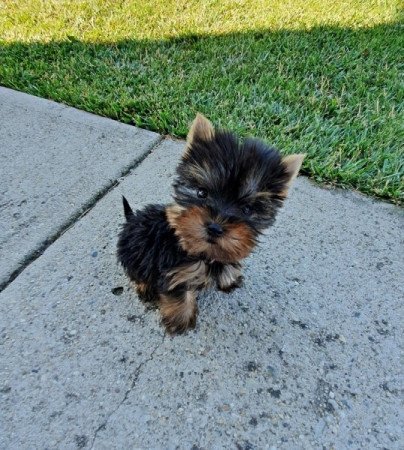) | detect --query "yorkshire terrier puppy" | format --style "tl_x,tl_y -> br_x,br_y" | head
117,114 -> 304,334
